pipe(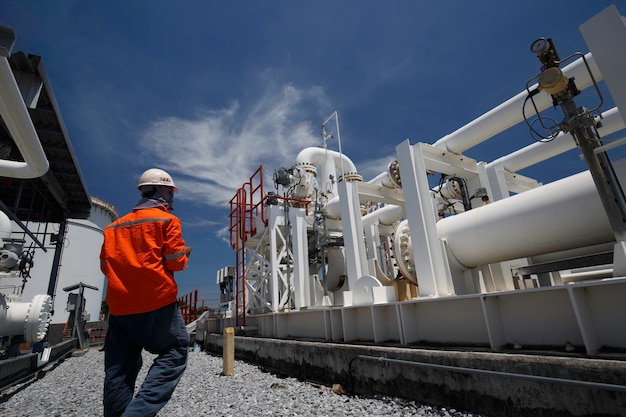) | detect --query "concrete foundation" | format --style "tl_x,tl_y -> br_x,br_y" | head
203,334 -> 626,417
